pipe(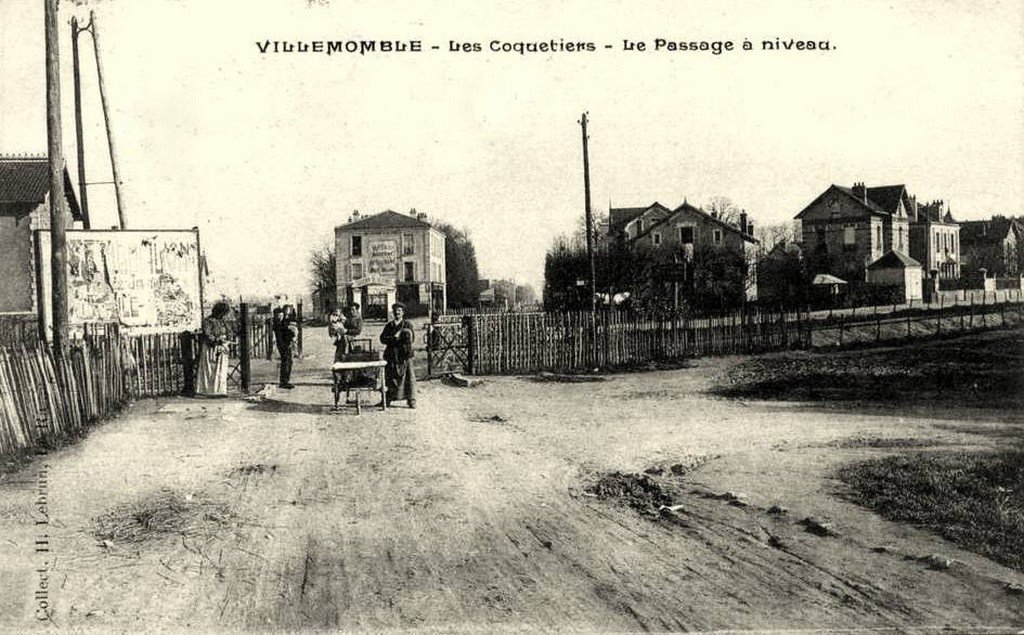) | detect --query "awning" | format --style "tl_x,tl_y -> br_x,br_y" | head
812,273 -> 848,285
